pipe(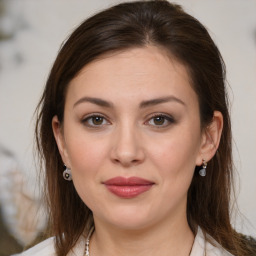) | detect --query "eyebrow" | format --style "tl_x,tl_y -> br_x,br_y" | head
73,95 -> 185,109
73,97 -> 114,108
139,96 -> 186,108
